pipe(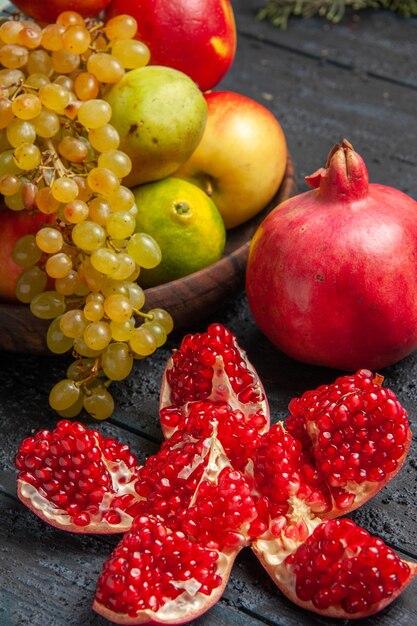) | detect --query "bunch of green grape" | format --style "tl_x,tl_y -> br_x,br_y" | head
0,10 -> 174,420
